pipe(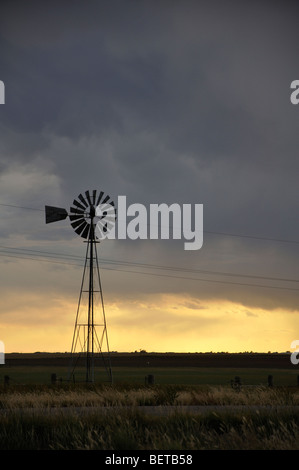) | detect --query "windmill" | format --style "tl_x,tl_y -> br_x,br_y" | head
45,189 -> 116,383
